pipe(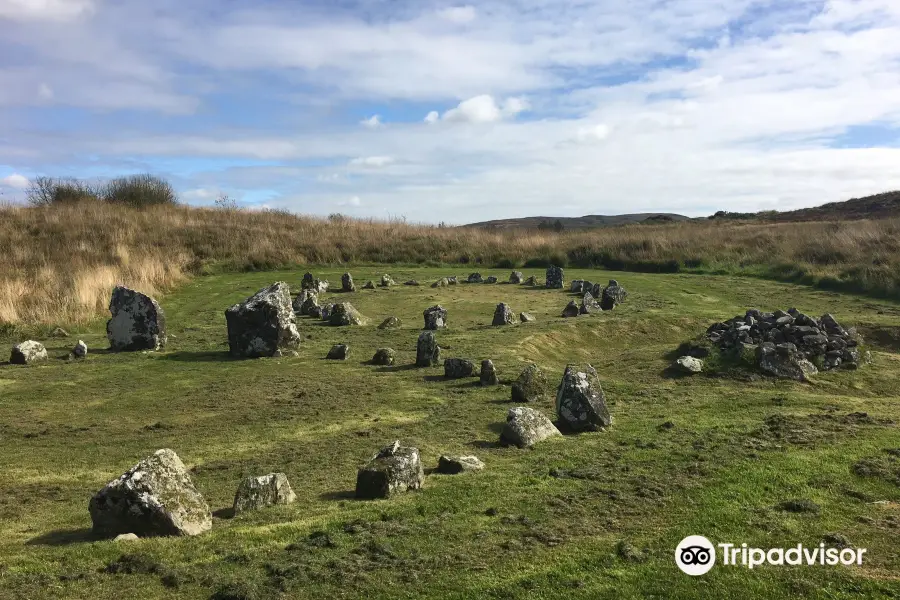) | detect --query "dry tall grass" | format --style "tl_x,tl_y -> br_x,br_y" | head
1,200 -> 897,326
